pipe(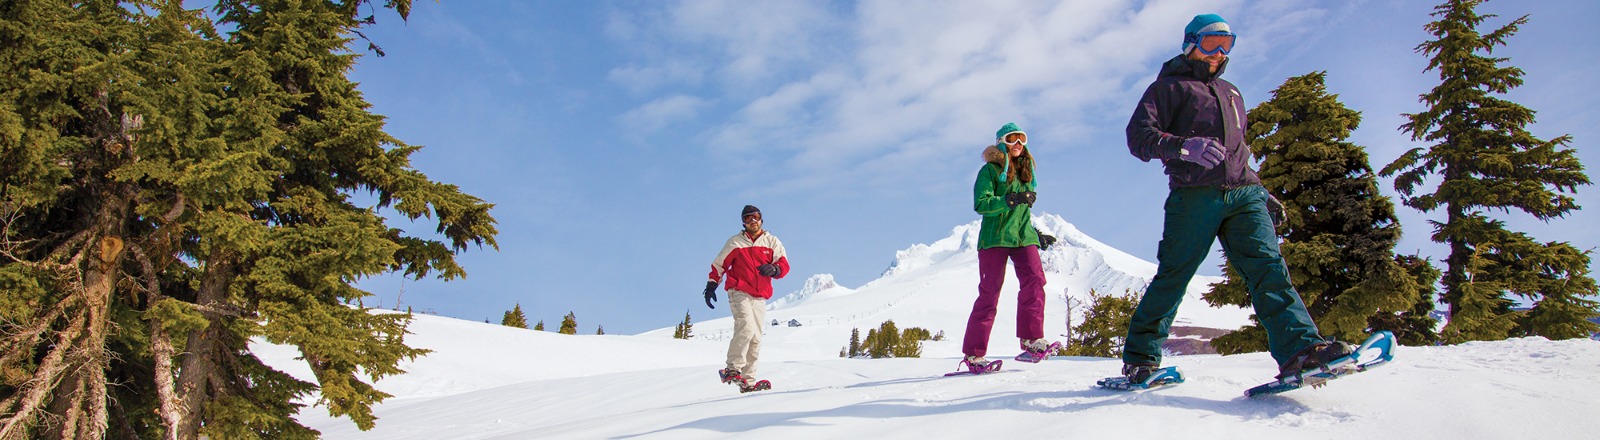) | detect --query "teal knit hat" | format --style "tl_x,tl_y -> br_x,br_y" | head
995,122 -> 1024,144
1182,14 -> 1231,54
